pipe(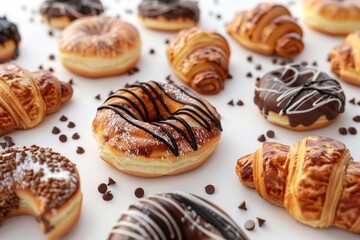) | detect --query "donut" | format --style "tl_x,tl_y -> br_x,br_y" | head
0,17 -> 21,62
58,16 -> 141,78
254,64 -> 346,131
40,0 -> 104,29
92,81 -> 222,177
0,145 -> 82,239
108,191 -> 247,240
303,0 -> 360,35
138,0 -> 200,31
